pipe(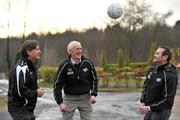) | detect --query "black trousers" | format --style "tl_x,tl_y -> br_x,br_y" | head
144,109 -> 171,120
9,110 -> 35,120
